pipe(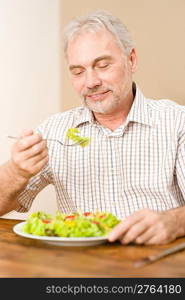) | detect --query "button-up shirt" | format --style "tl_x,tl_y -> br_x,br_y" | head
17,85 -> 185,220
